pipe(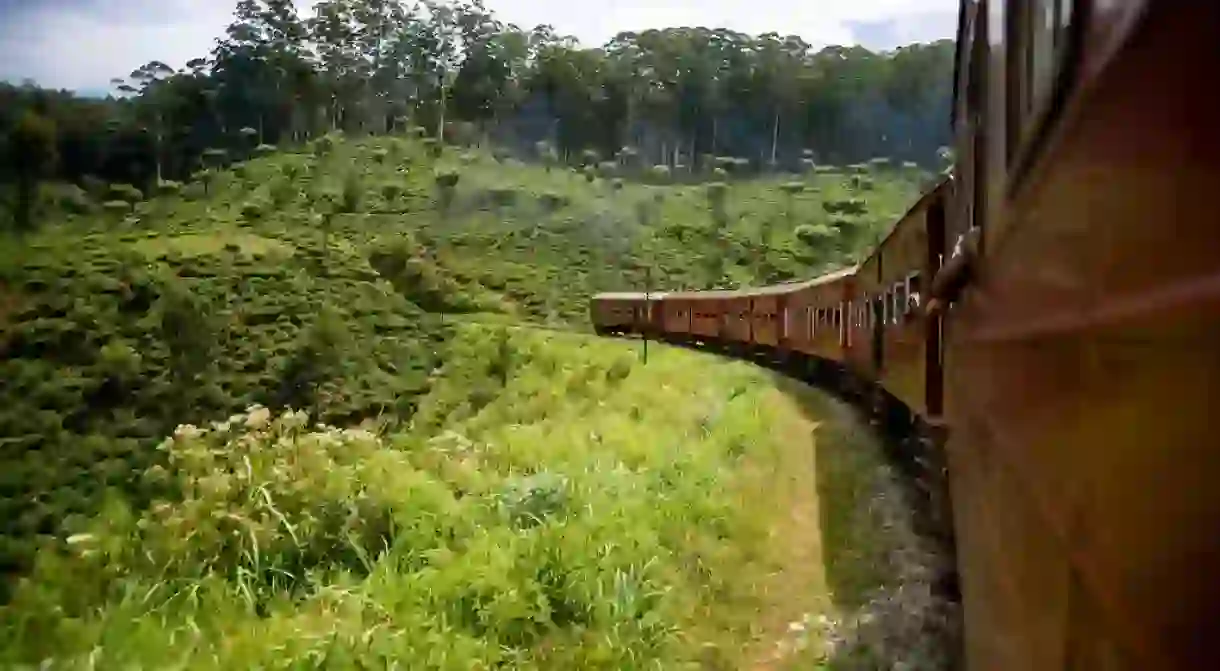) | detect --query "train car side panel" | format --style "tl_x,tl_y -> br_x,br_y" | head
945,3 -> 1220,669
